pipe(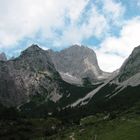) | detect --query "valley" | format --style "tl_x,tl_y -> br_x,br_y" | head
0,44 -> 140,140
